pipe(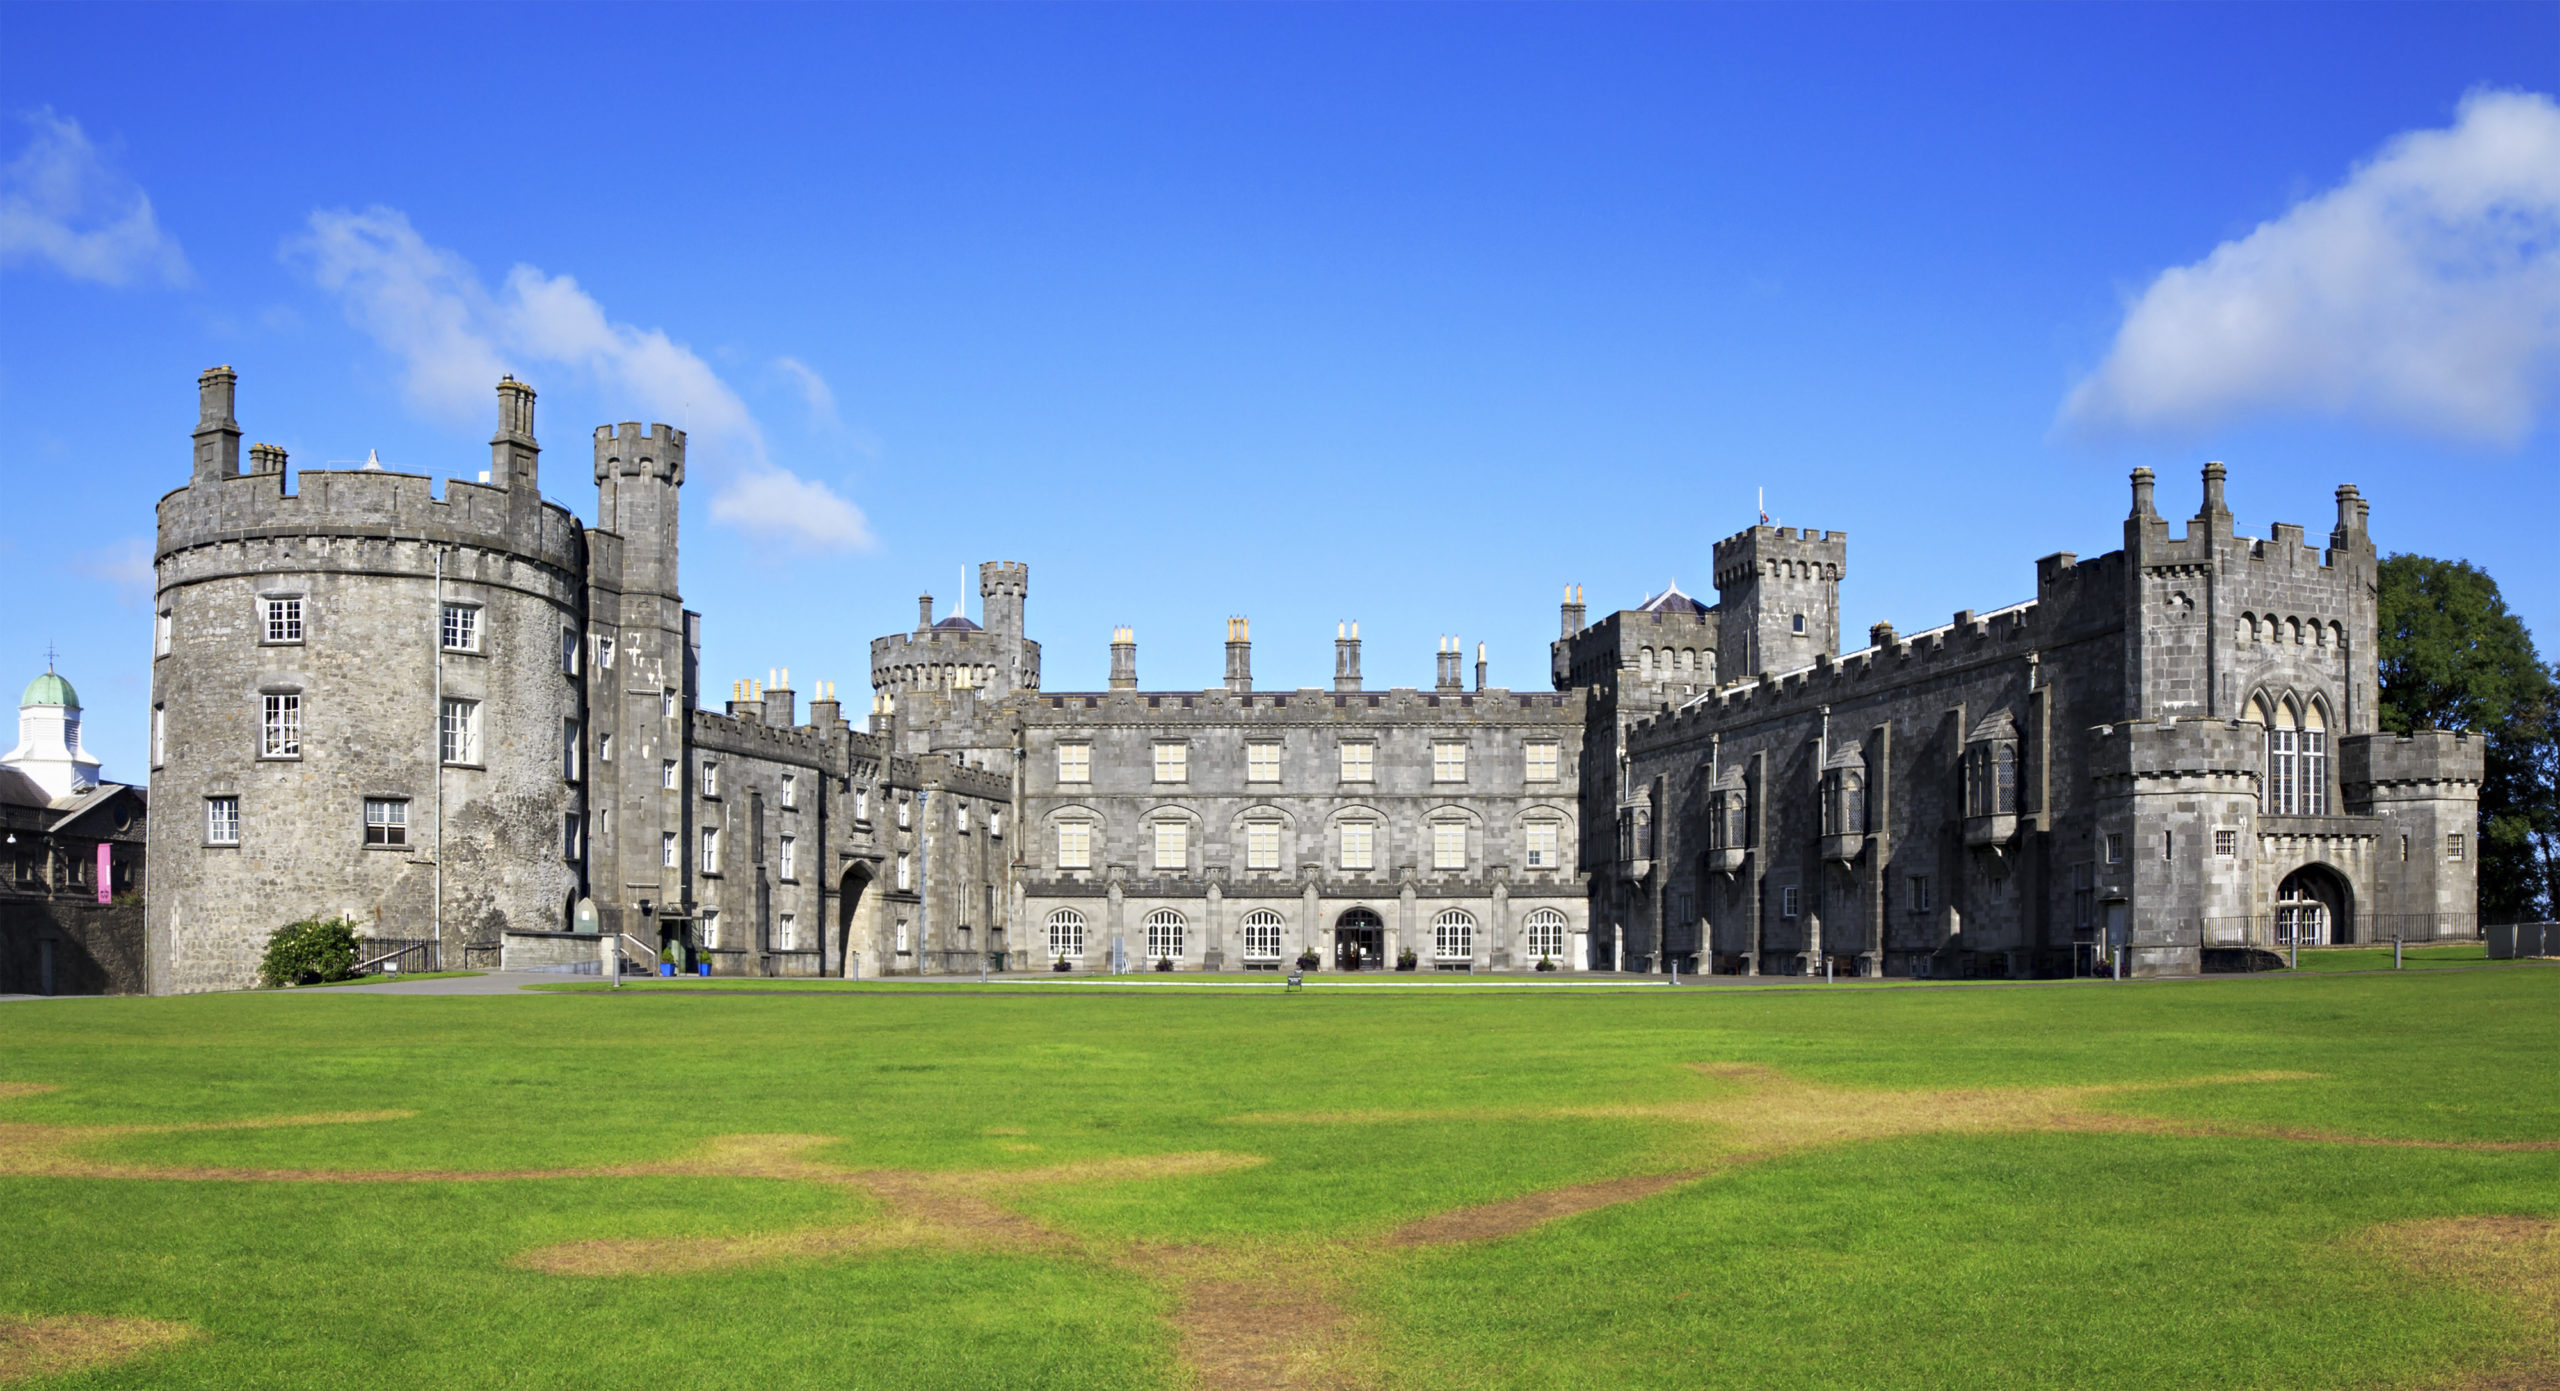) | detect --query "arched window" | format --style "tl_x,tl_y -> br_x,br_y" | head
1639,648 -> 1654,679
1047,909 -> 1085,961
2275,869 -> 2328,946
1525,908 -> 1569,963
1434,908 -> 1476,962
1144,908 -> 1186,962
1240,909 -> 1284,962
2267,700 -> 2300,814
2301,701 -> 2329,815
